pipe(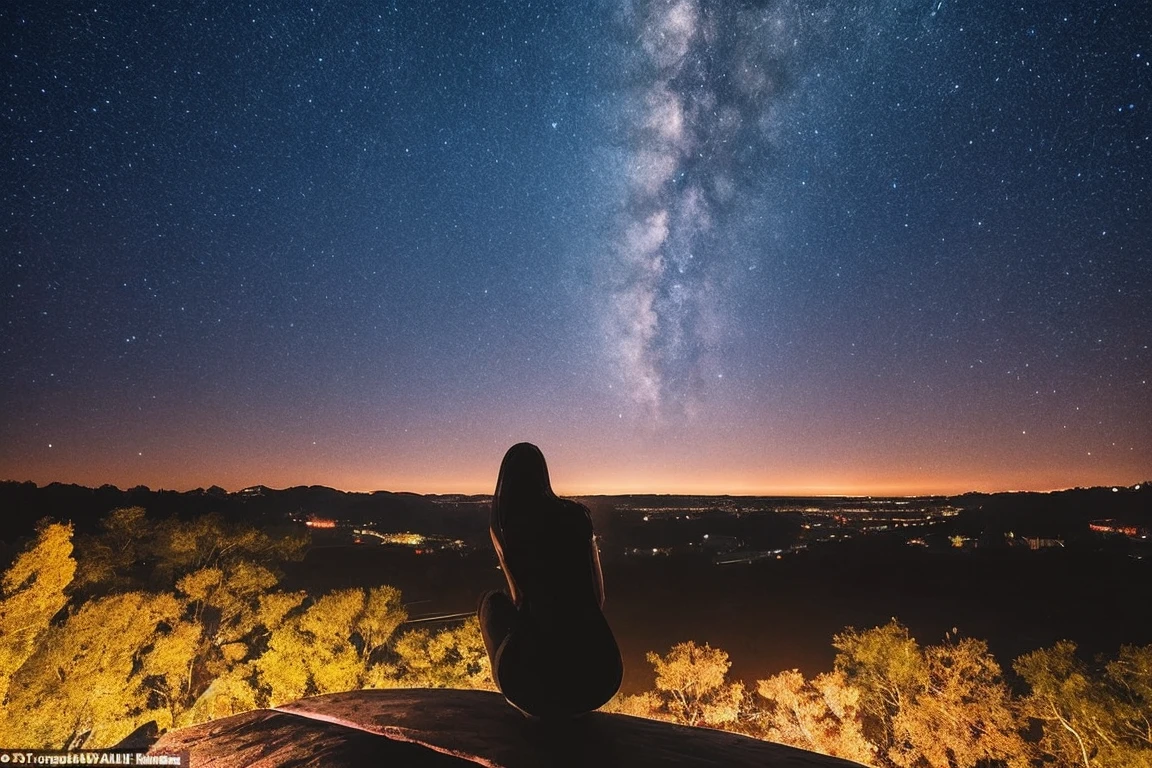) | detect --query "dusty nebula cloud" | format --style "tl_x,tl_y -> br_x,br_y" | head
606,0 -> 805,416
